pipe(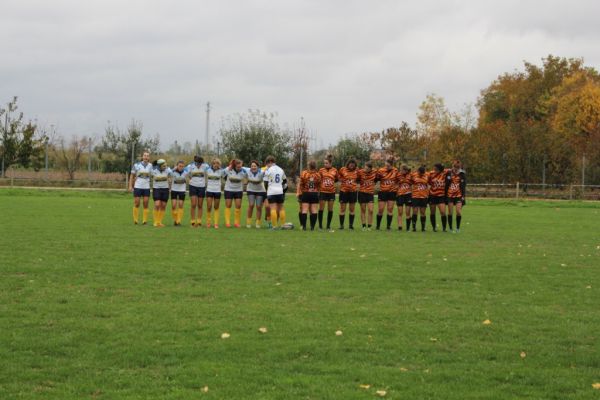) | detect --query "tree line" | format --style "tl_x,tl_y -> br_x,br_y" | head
1,55 -> 598,184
